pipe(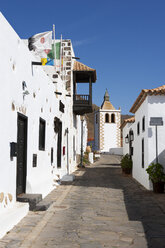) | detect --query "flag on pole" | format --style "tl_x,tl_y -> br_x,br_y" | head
41,42 -> 61,67
60,34 -> 63,75
28,31 -> 52,52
